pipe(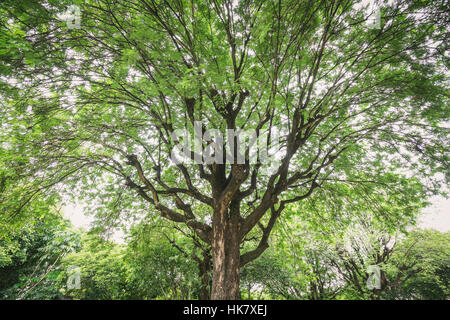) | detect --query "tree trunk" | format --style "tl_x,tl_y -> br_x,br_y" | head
198,252 -> 212,300
210,207 -> 241,300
